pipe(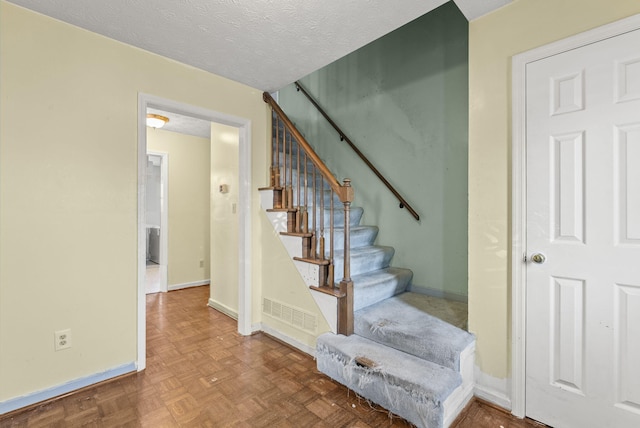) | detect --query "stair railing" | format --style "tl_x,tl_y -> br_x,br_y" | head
293,81 -> 420,221
263,92 -> 354,336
